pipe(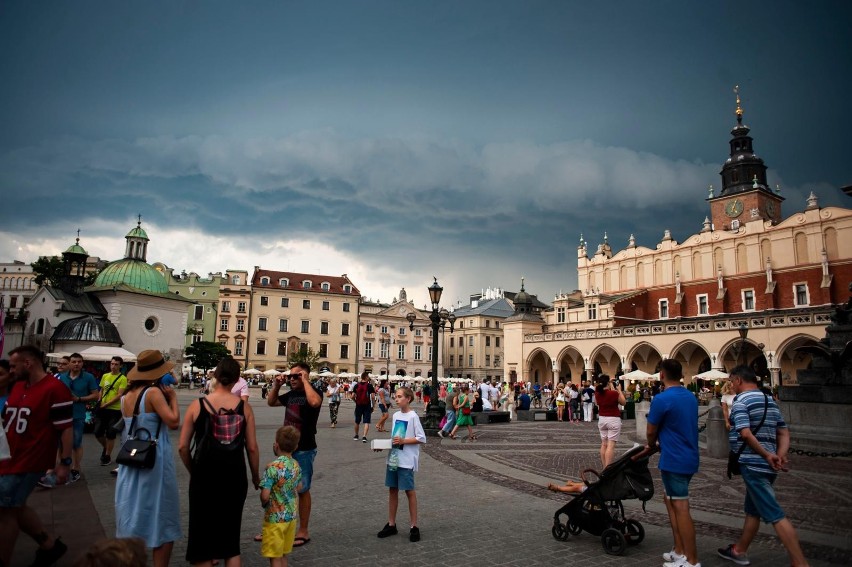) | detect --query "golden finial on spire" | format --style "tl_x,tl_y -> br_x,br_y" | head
734,85 -> 743,123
